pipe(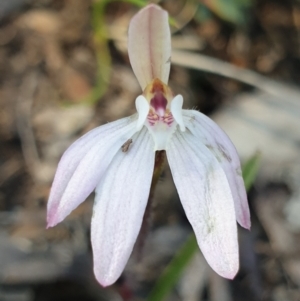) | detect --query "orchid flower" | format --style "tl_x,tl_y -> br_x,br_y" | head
47,4 -> 250,287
